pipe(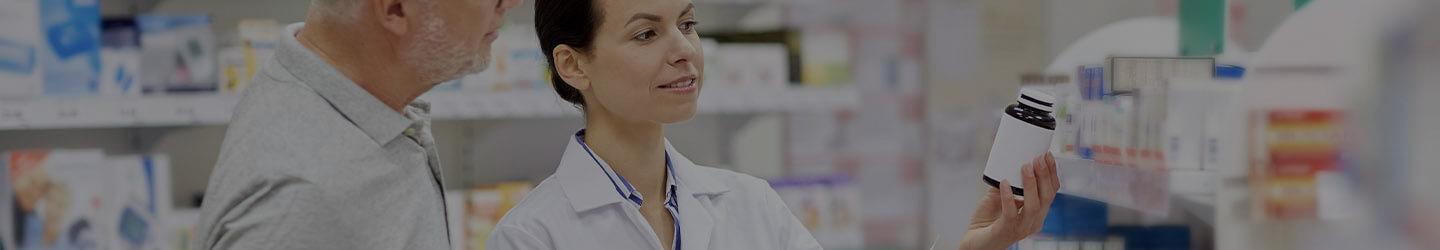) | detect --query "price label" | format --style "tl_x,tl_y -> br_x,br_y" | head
56,106 -> 80,120
175,106 -> 197,120
119,106 -> 138,119
0,107 -> 22,121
